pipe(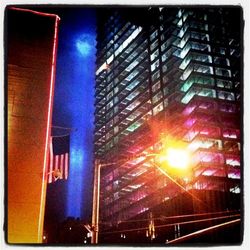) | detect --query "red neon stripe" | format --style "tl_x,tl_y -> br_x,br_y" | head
38,15 -> 60,240
9,6 -> 61,20
48,137 -> 53,183
65,153 -> 69,179
55,155 -> 59,170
